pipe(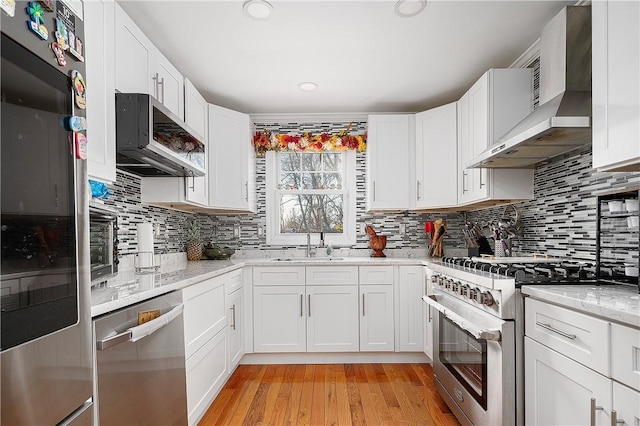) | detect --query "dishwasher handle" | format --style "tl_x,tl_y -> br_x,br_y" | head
96,304 -> 184,351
